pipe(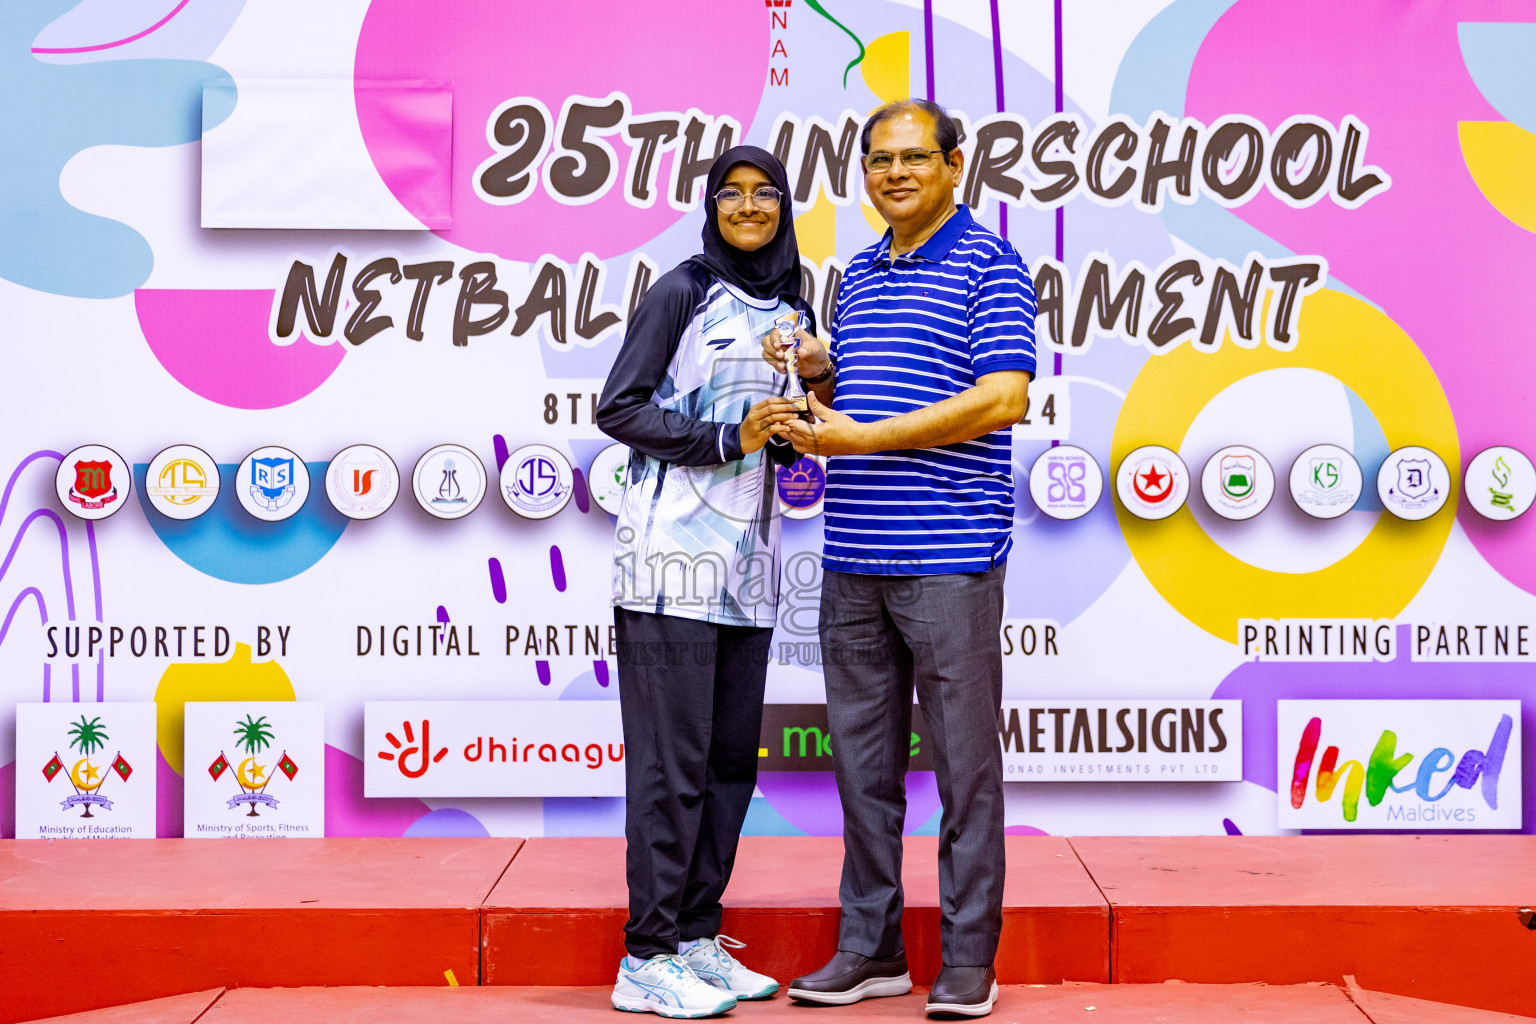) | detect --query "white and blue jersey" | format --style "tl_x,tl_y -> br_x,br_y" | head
825,205 -> 1037,575
598,261 -> 814,626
